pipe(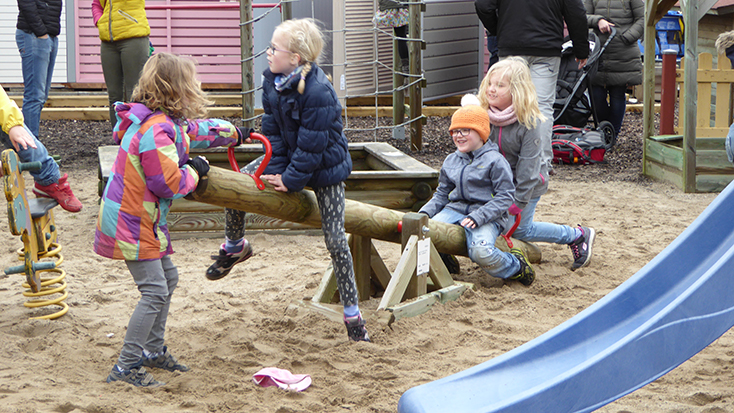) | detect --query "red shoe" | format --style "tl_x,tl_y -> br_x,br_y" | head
33,173 -> 83,213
